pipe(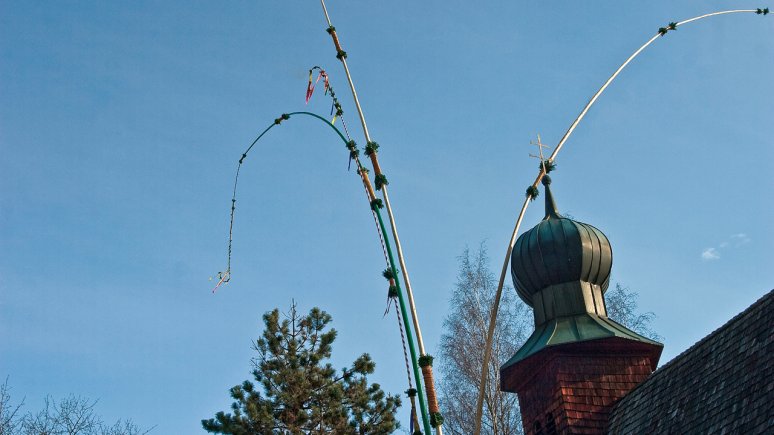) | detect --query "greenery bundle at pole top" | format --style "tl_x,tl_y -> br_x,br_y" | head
382,268 -> 394,280
756,8 -> 770,14
388,285 -> 399,298
370,198 -> 384,209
